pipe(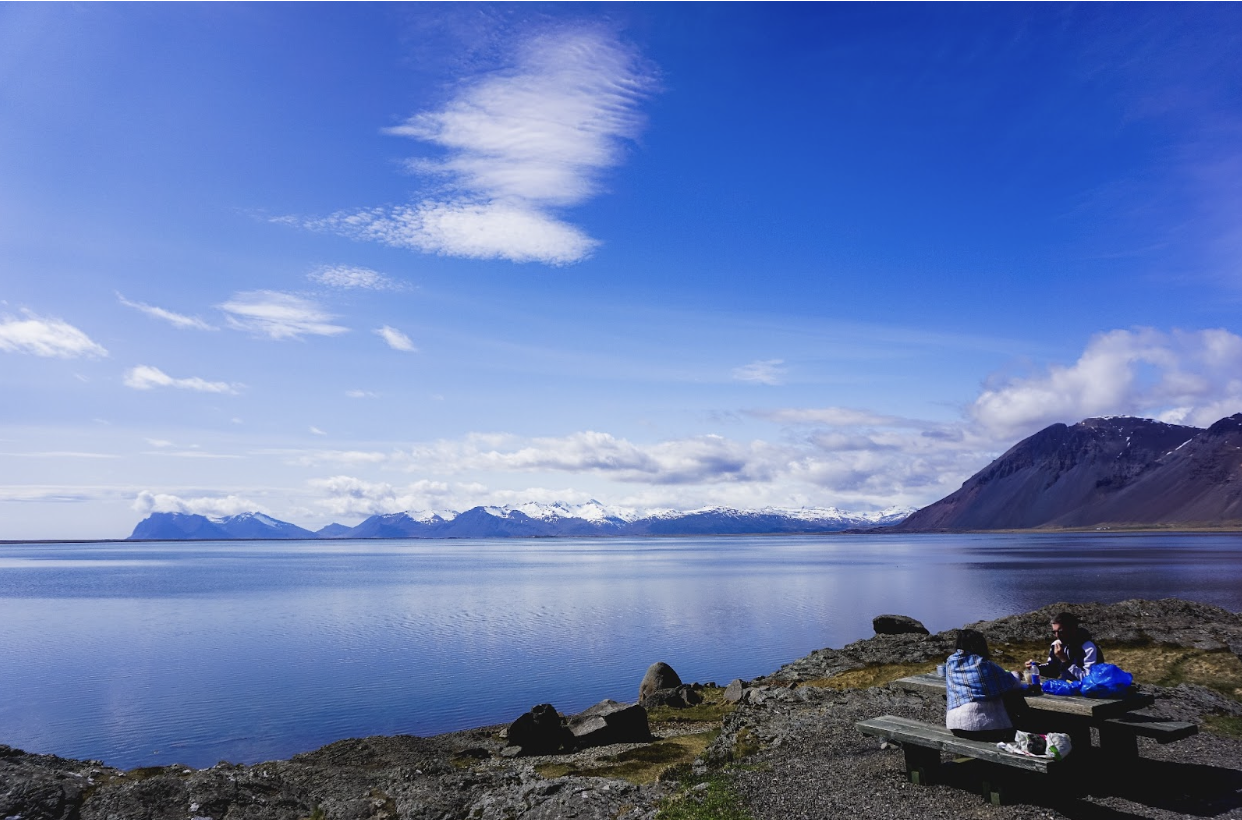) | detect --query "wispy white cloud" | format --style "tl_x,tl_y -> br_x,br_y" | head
117,293 -> 215,330
2,451 -> 120,459
732,359 -> 786,385
971,327 -> 1242,439
748,407 -> 912,427
304,202 -> 600,266
123,365 -> 240,394
294,28 -> 655,265
375,325 -> 417,352
0,310 -> 107,358
308,265 -> 406,291
141,450 -> 243,459
346,390 -> 379,399
0,486 -> 99,503
310,426 -> 327,436
132,490 -> 264,517
264,447 -> 389,467
219,291 -> 349,340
